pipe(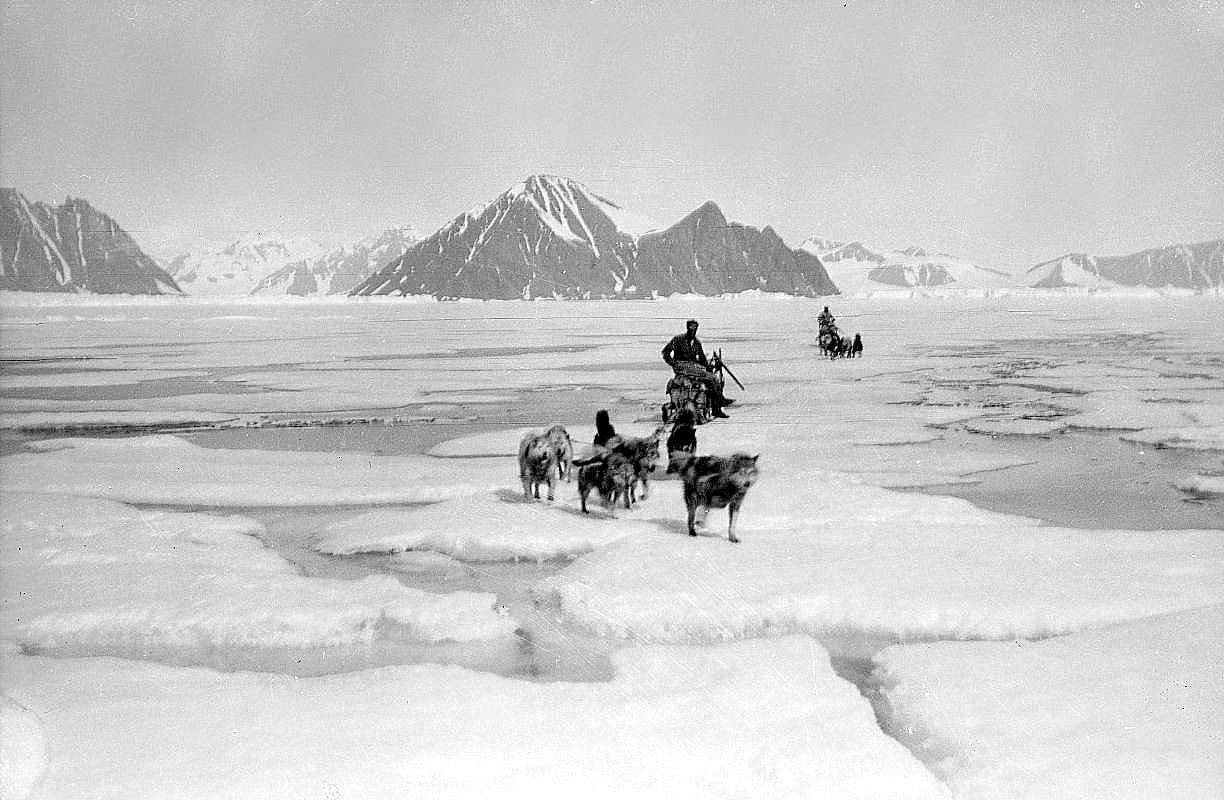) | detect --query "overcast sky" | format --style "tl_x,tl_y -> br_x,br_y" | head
3,0 -> 1222,268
